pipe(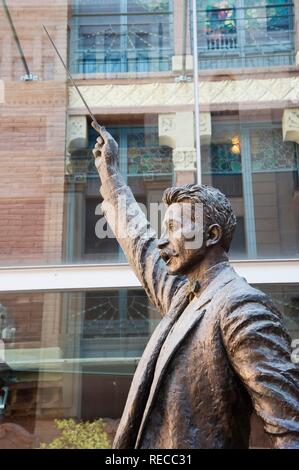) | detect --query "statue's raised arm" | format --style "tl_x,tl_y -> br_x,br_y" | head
92,124 -> 187,316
